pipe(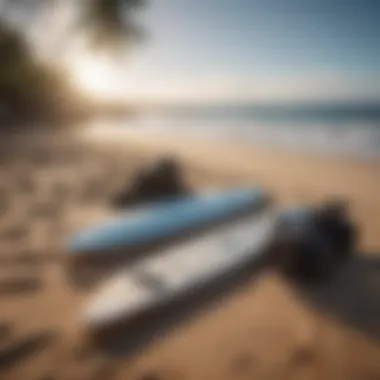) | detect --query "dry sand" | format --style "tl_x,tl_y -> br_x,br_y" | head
0,130 -> 379,380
